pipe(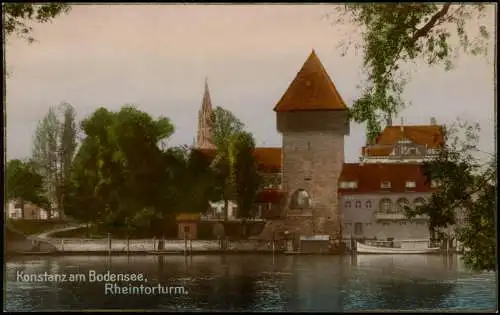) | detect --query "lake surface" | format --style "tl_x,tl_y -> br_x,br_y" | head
4,254 -> 497,312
